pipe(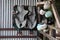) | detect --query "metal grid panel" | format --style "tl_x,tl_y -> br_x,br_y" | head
0,0 -> 41,40
0,30 -> 37,36
1,0 -> 38,28
0,38 -> 37,40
